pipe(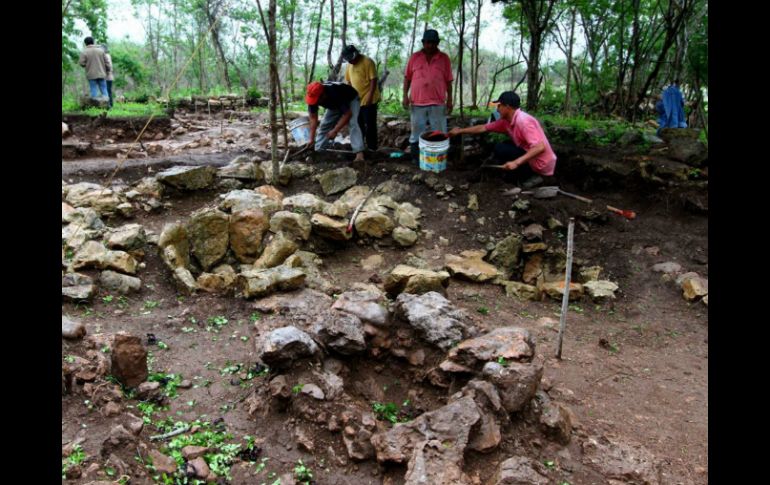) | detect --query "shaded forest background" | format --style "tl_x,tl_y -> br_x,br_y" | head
62,0 -> 707,126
